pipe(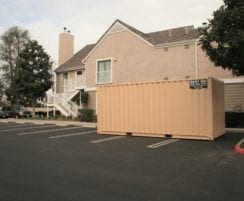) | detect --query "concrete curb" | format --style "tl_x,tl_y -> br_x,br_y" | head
235,138 -> 244,155
0,119 -> 97,128
225,128 -> 244,134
